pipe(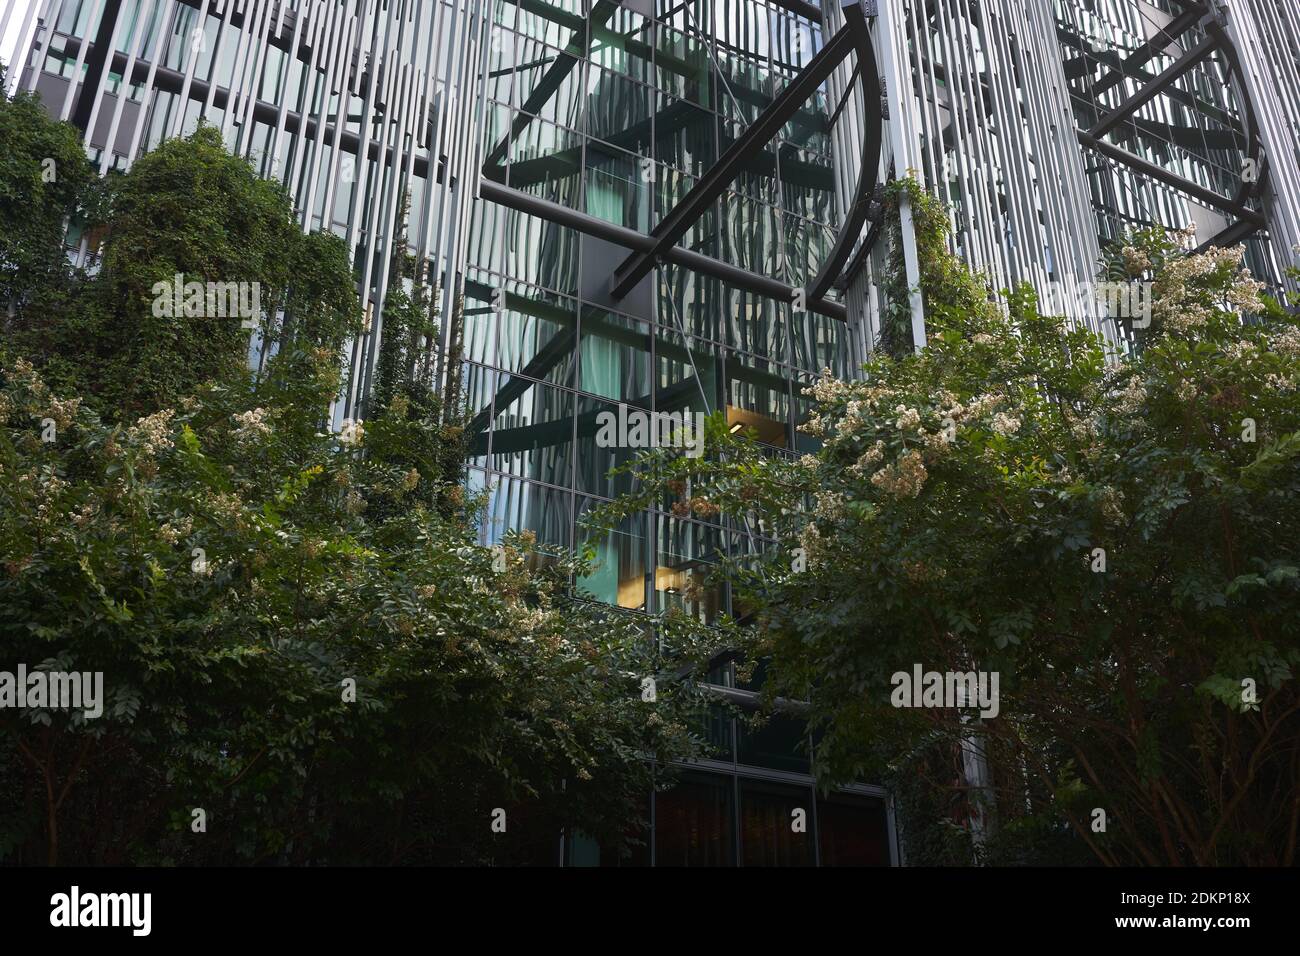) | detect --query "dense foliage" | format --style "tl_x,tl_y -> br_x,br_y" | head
595,196 -> 1300,866
0,90 -> 714,865
0,67 -> 100,328
6,114 -> 356,417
